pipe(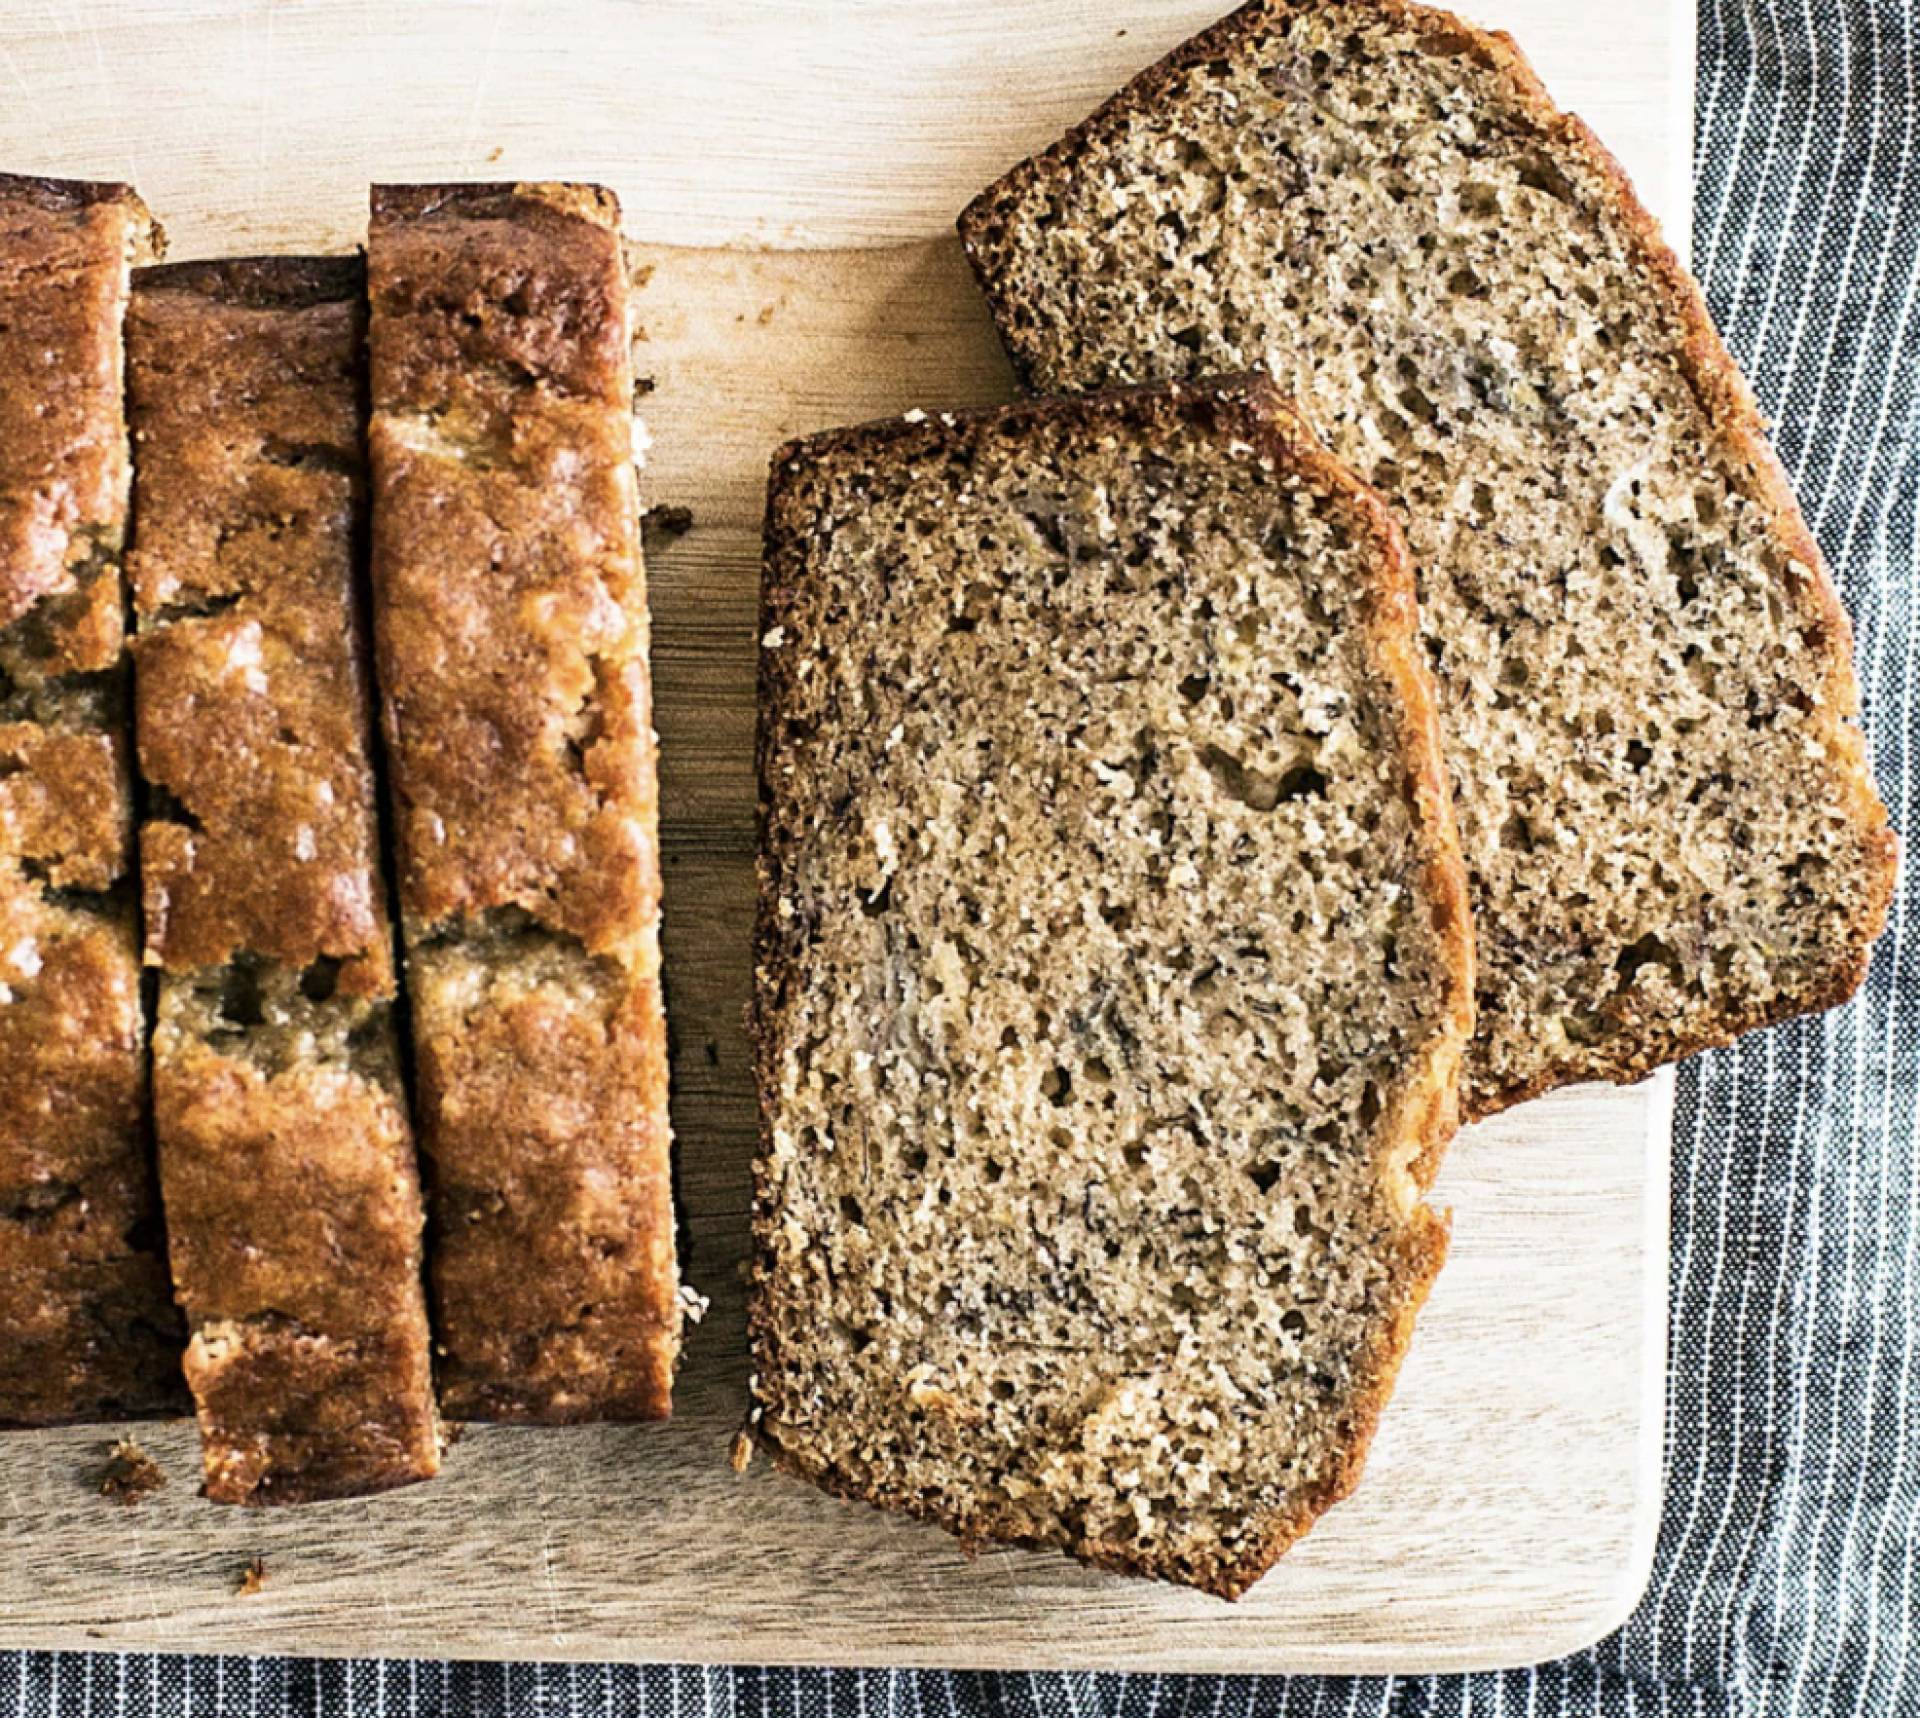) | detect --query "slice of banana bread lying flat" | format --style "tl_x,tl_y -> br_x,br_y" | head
0,175 -> 185,1425
751,377 -> 1473,1598
958,0 -> 1898,1115
128,257 -> 441,1502
367,183 -> 680,1422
